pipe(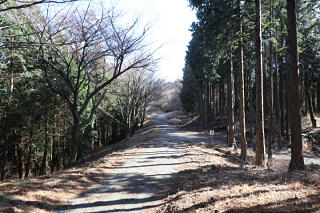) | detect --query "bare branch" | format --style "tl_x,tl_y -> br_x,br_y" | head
0,0 -> 80,12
